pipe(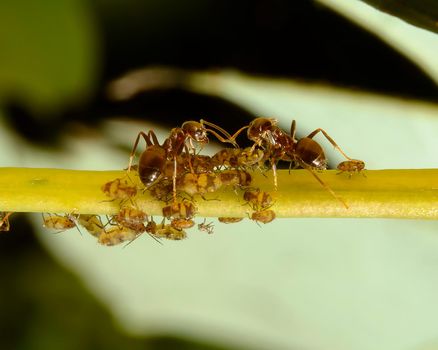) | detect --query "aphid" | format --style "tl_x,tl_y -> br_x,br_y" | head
155,225 -> 187,240
113,206 -> 148,232
218,217 -> 243,224
243,189 -> 273,211
170,218 -> 195,230
42,213 -> 78,232
176,172 -> 222,197
127,120 -> 237,200
0,212 -> 13,232
337,159 -> 366,178
229,118 -> 362,208
78,214 -> 105,237
98,226 -> 138,246
212,147 -> 265,170
162,199 -> 197,219
101,177 -> 137,201
198,219 -> 214,234
110,207 -> 164,245
251,209 -> 276,224
219,169 -> 252,188
146,218 -> 187,240
148,180 -> 173,202
179,153 -> 215,174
